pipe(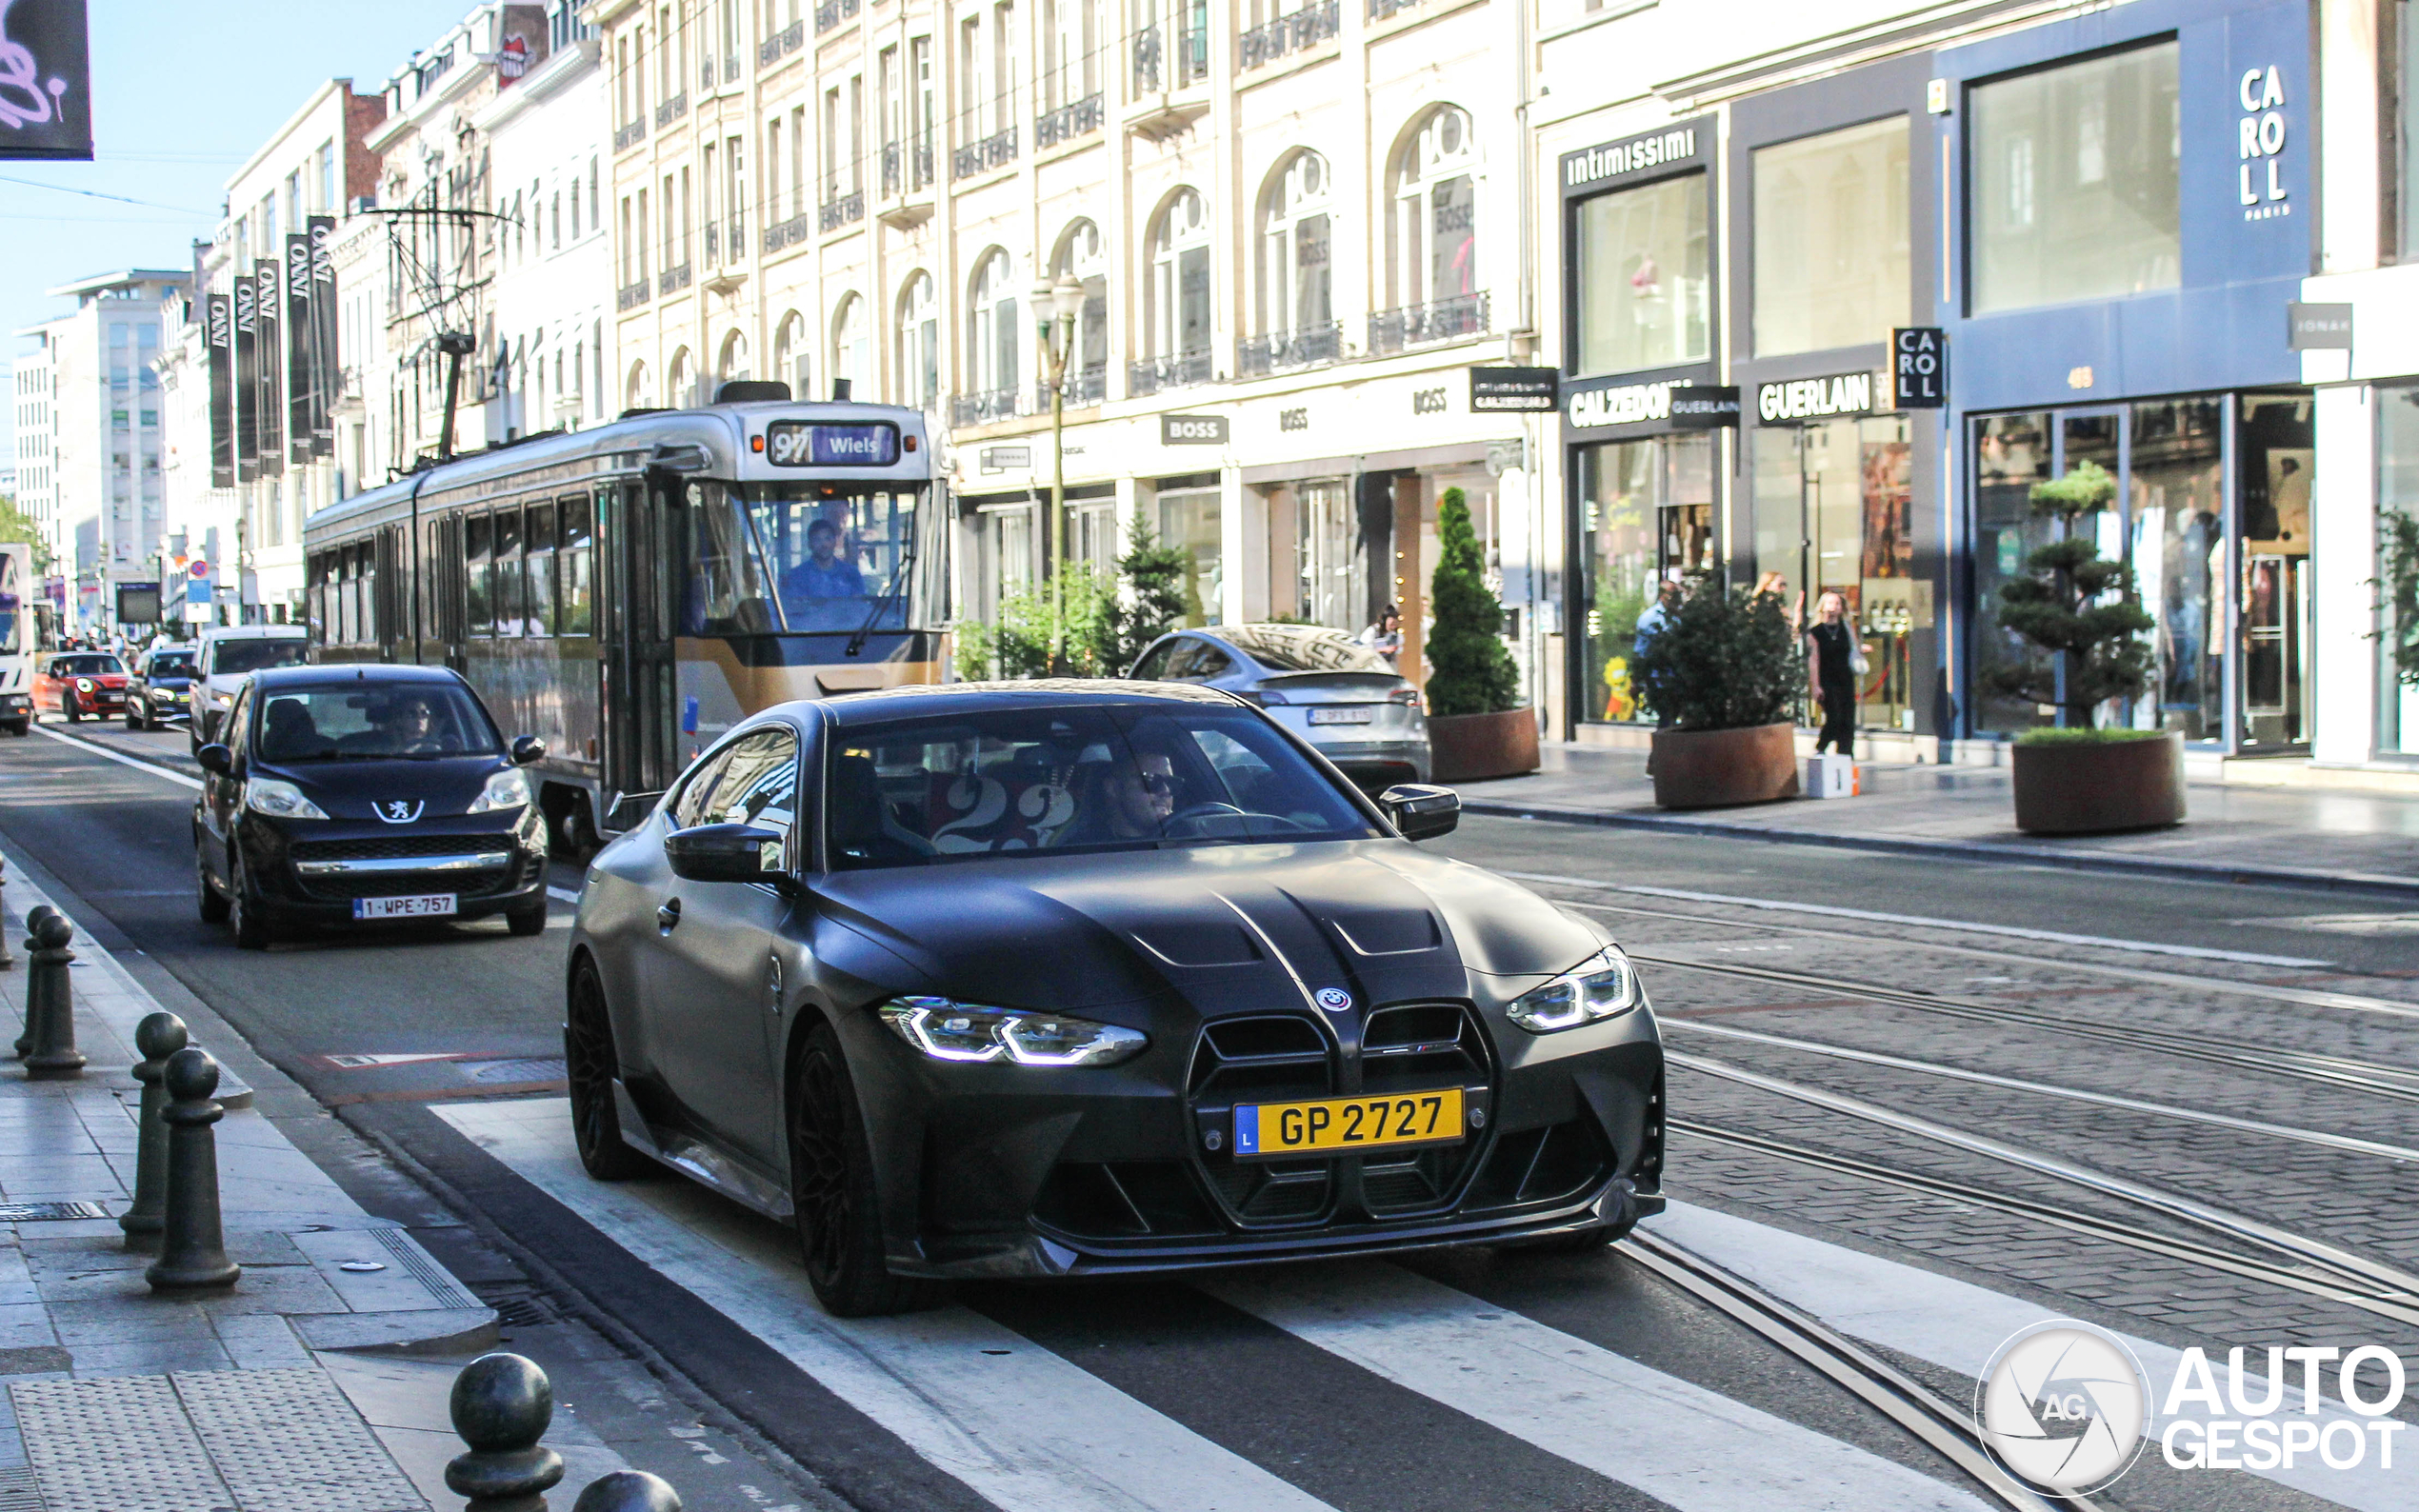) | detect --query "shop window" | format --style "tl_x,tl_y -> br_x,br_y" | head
1752,116 -> 1909,356
2237,396 -> 2314,749
1750,418 -> 1915,730
2127,399 -> 2222,740
1268,479 -> 1362,630
1157,485 -> 1223,626
773,310 -> 809,399
2381,388 -> 2419,754
1969,41 -> 2179,315
1574,172 -> 1709,376
1388,108 -> 1476,315
1969,412 -> 2052,736
1576,436 -> 1711,723
831,293 -> 869,398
